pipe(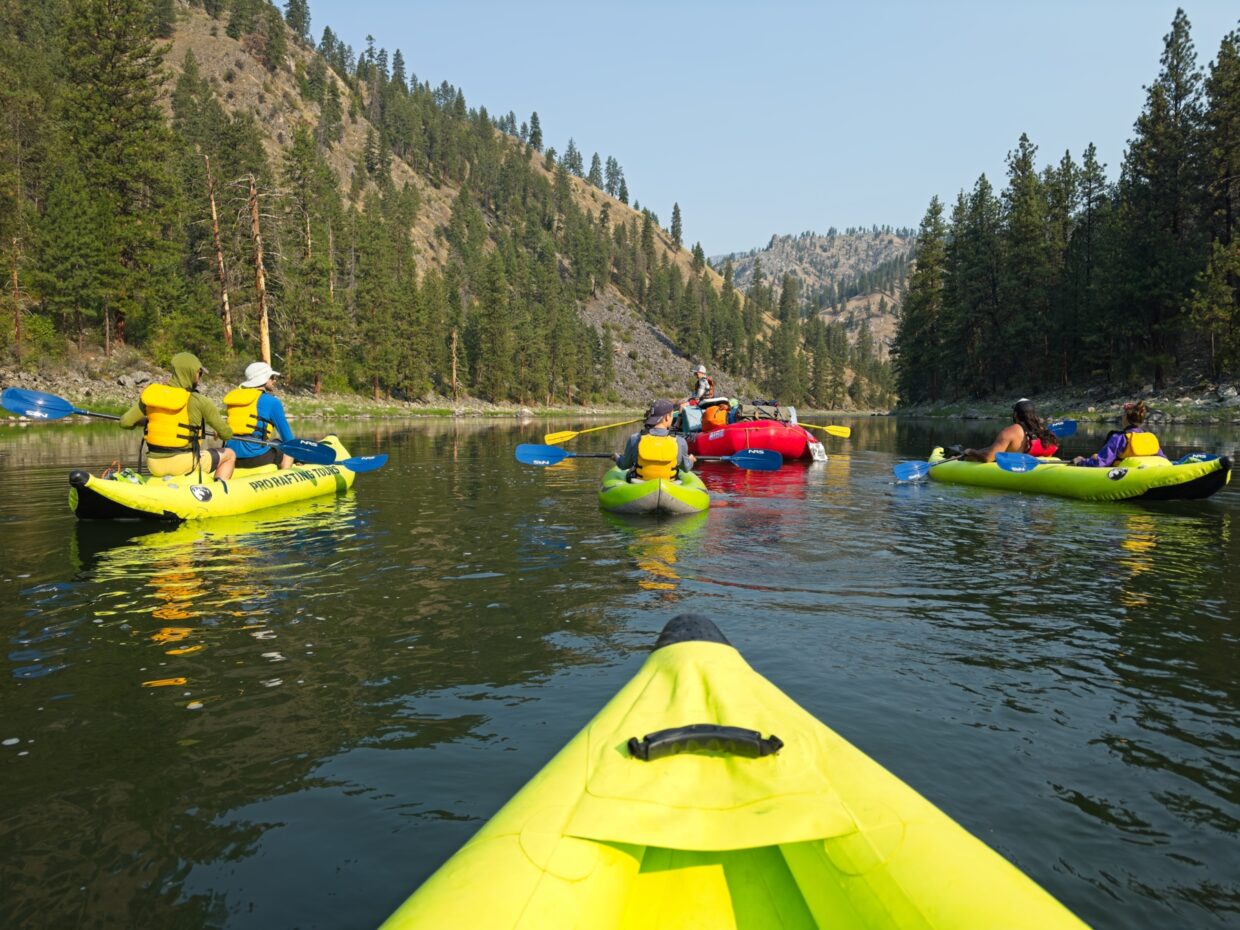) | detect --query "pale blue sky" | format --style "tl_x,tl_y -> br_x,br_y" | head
307,1 -> 1239,256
